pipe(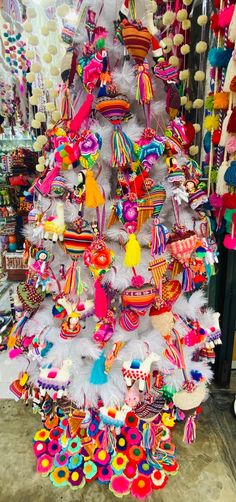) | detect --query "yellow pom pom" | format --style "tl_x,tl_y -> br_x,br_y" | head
27,7 -> 36,18
41,26 -> 49,36
26,72 -> 35,83
173,34 -> 184,46
48,45 -> 57,55
38,156 -> 45,165
36,163 -> 45,173
196,41 -> 208,54
25,50 -> 34,60
35,112 -> 46,123
177,9 -> 188,21
163,11 -> 176,26
204,115 -> 219,131
193,99 -> 204,109
46,102 -> 56,112
124,233 -> 141,267
31,63 -> 41,73
37,135 -> 48,146
52,111 -> 61,122
29,95 -> 38,106
193,123 -> 201,133
189,145 -> 199,156
31,120 -> 41,130
49,89 -> 59,98
23,22 -> 32,33
162,37 -> 173,54
179,69 -> 189,81
185,100 -> 193,111
56,4 -> 70,17
194,71 -> 205,82
44,79 -> 53,89
180,44 -> 190,55
169,56 -> 179,67
183,0 -> 193,5
197,15 -> 208,26
182,19 -> 191,30
43,53 -> 52,64
47,20 -> 57,32
50,66 -> 60,76
28,35 -> 39,46
181,96 -> 188,106
32,88 -> 43,97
